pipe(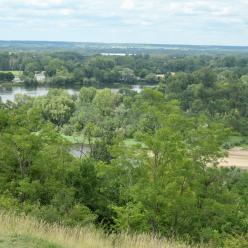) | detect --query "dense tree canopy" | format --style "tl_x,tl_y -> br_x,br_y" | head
2,51 -> 248,247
